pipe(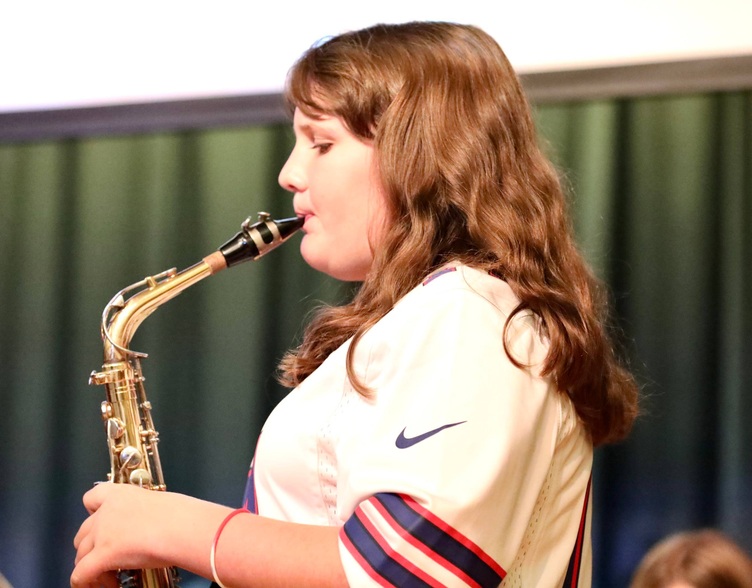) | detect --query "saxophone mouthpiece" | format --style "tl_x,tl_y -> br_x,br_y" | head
273,215 -> 307,240
206,212 -> 304,273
